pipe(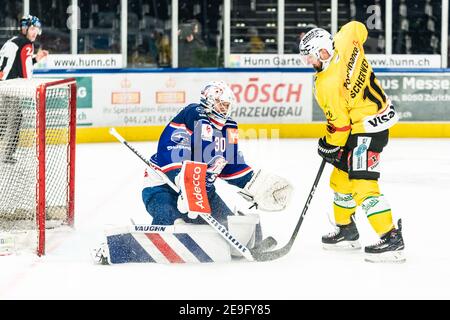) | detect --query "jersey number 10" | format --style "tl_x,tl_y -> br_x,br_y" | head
363,71 -> 386,110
